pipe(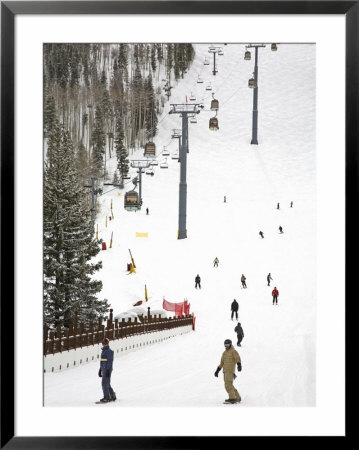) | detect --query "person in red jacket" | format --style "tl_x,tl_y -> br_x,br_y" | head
272,287 -> 279,305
